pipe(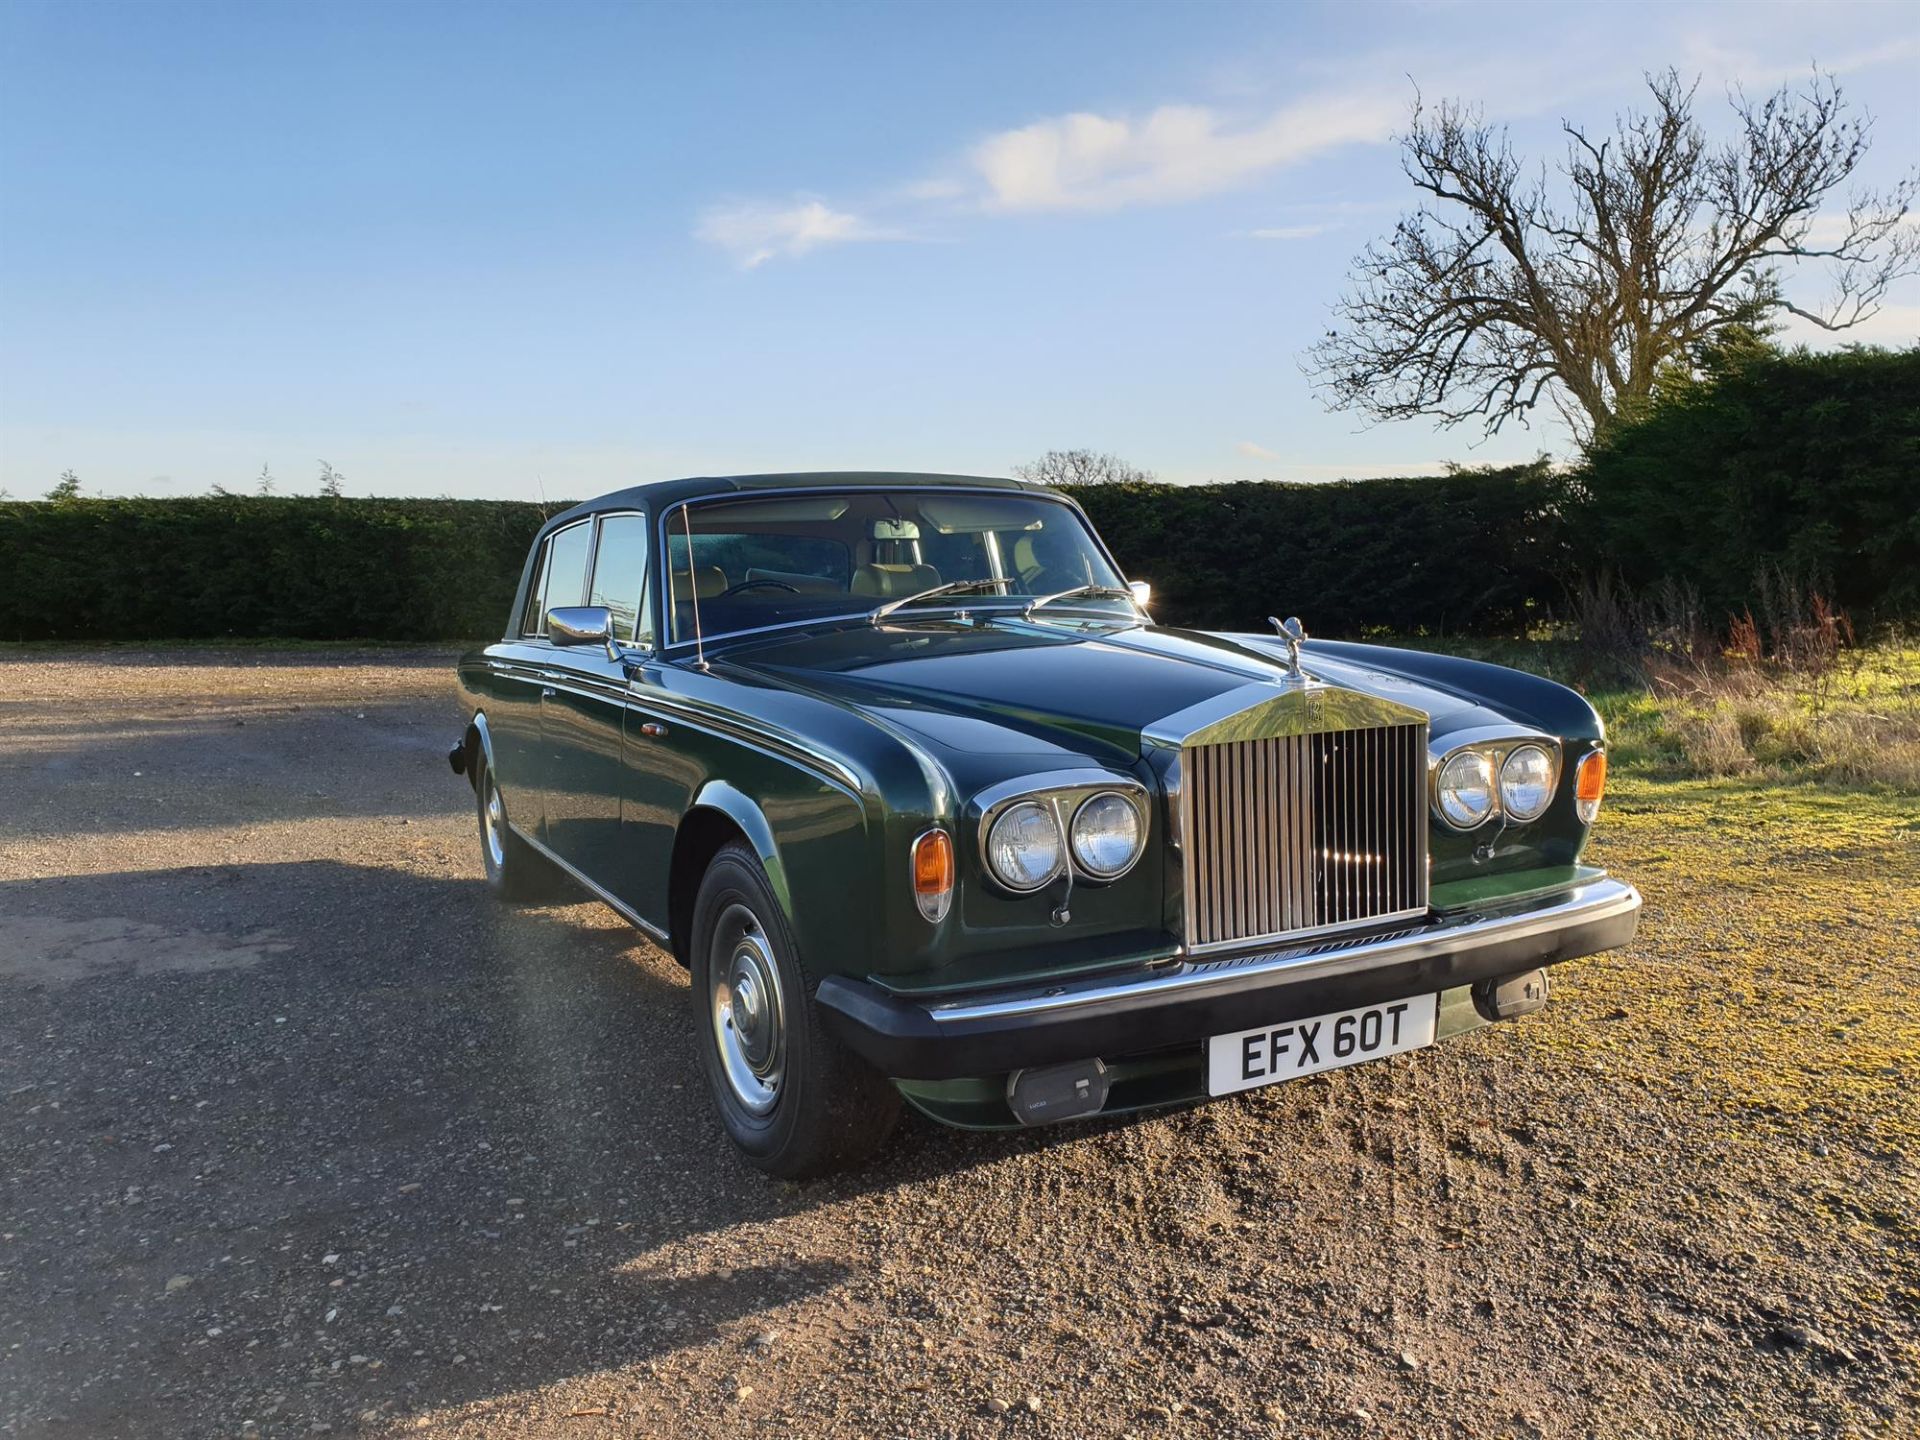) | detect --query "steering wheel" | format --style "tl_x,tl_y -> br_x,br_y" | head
716,578 -> 800,599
